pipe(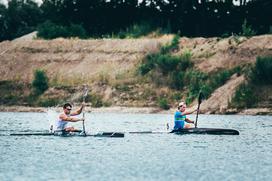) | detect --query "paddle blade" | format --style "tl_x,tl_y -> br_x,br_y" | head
198,92 -> 204,104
